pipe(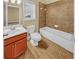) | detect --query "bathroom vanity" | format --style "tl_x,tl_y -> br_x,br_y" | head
4,1 -> 27,59
4,25 -> 27,59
